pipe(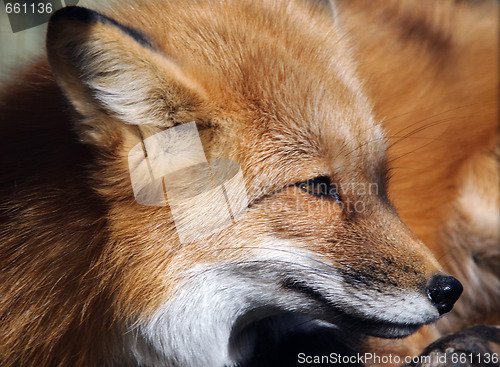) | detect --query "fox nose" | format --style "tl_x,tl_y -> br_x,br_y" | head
427,275 -> 463,315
